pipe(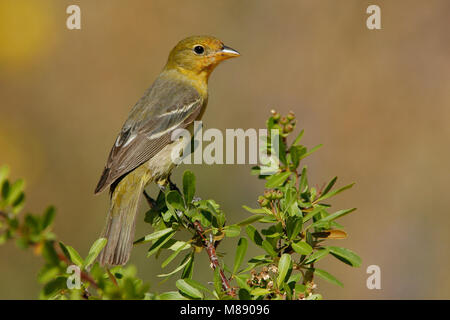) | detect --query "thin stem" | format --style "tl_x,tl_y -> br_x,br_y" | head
193,221 -> 235,297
